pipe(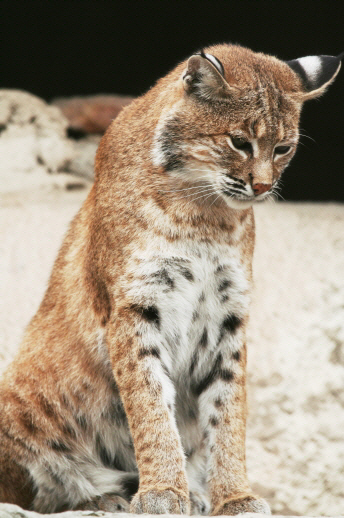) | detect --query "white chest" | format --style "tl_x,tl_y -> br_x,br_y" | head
126,238 -> 251,375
